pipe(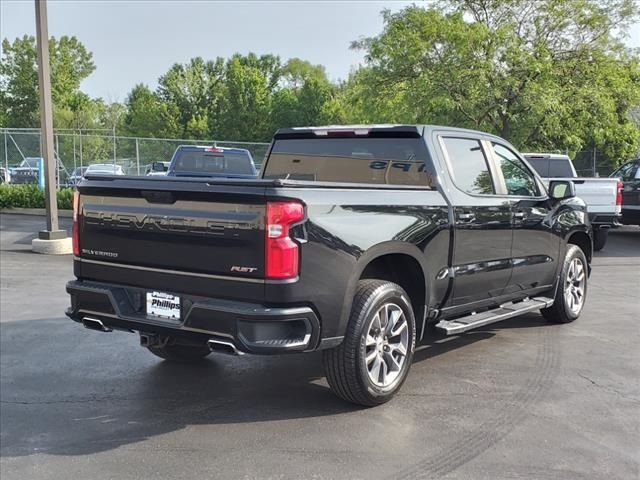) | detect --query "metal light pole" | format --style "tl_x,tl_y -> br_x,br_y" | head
3,130 -> 7,172
34,0 -> 65,239
135,138 -> 140,175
